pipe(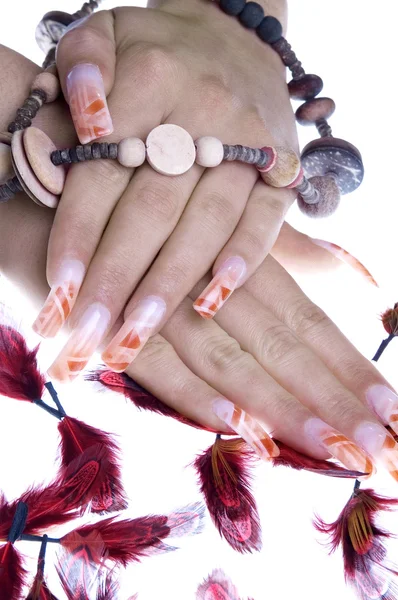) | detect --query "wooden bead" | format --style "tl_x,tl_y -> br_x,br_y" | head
23,127 -> 65,195
146,124 -> 196,176
0,143 -> 14,184
117,137 -> 146,168
11,130 -> 59,208
260,146 -> 301,188
301,137 -> 364,195
295,97 -> 336,126
297,176 -> 340,218
195,137 -> 224,167
31,72 -> 60,104
288,74 -> 323,101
